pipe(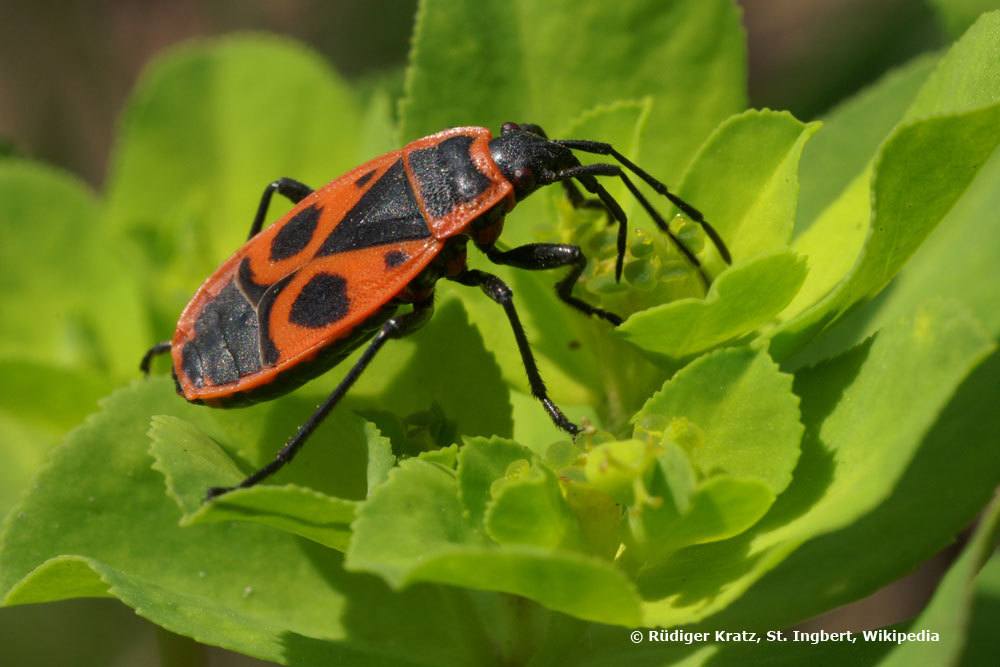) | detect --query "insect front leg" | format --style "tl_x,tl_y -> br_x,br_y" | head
562,179 -> 607,212
484,244 -> 623,326
247,177 -> 314,239
206,298 -> 434,501
450,269 -> 581,436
